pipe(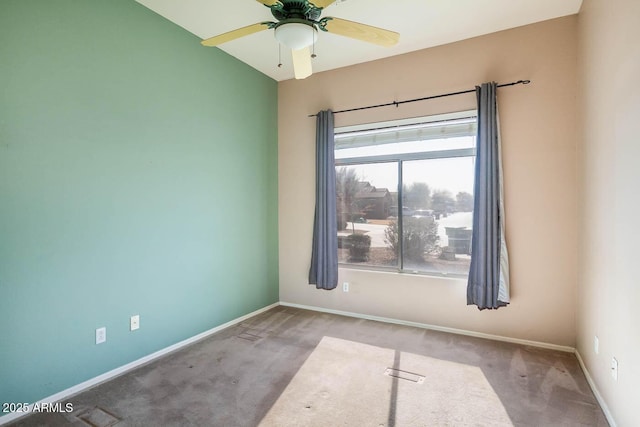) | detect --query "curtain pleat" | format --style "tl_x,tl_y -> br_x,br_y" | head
309,110 -> 339,290
467,83 -> 510,309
